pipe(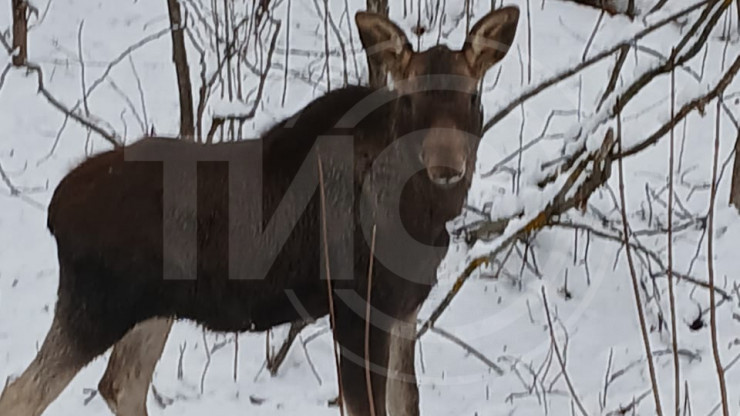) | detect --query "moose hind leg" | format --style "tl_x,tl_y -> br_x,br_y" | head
0,316 -> 93,416
386,307 -> 420,416
98,317 -> 173,416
